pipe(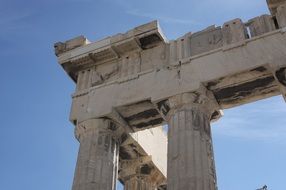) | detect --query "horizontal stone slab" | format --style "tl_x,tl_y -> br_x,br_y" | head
119,126 -> 167,187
